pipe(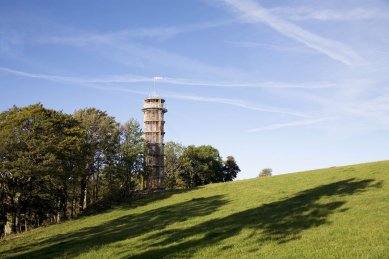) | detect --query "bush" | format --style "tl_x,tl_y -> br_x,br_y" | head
258,168 -> 272,177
